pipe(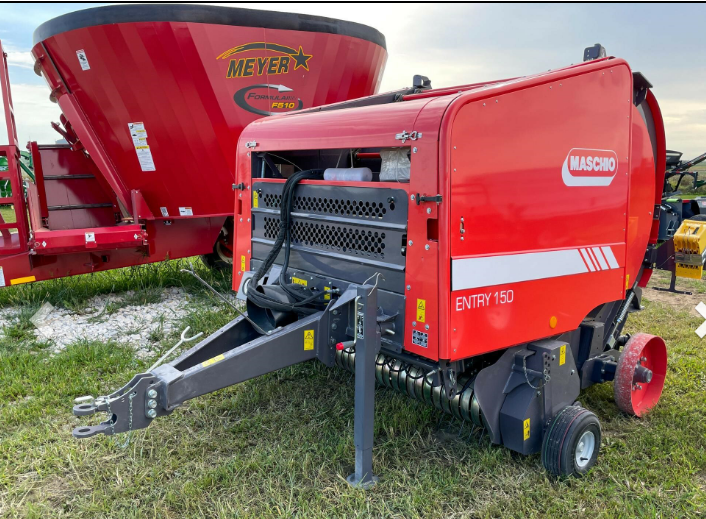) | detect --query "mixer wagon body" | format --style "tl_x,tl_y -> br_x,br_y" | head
0,5 -> 386,287
73,50 -> 674,481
